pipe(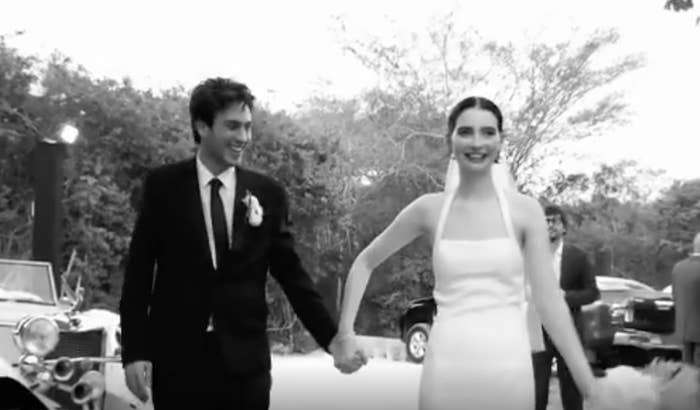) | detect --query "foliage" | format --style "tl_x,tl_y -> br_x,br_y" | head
664,0 -> 699,25
333,14 -> 644,192
0,39 -> 342,339
1,24 -> 696,349
540,162 -> 699,289
665,0 -> 694,12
